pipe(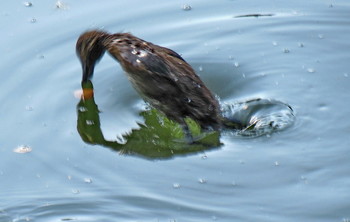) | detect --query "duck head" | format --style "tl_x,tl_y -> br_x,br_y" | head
76,30 -> 108,82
